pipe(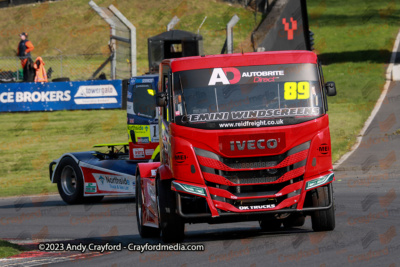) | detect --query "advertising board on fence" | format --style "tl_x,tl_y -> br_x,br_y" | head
0,80 -> 122,112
